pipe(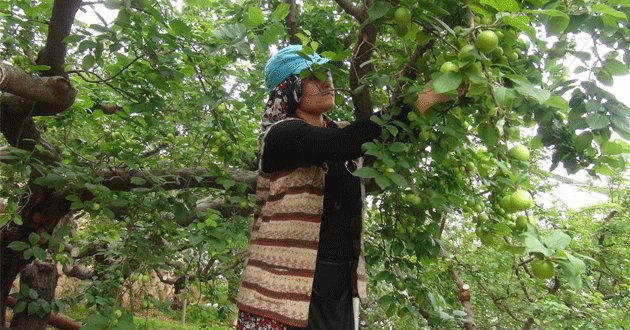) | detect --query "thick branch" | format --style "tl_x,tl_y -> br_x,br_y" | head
520,317 -> 535,330
37,0 -> 83,78
284,0 -> 301,45
452,269 -> 477,330
0,63 -> 77,113
390,41 -> 435,103
63,265 -> 96,280
190,197 -> 255,225
597,210 -> 618,245
90,103 -> 124,115
349,15 -> 377,119
335,0 -> 366,22
99,167 -> 257,194
0,102 -> 58,158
